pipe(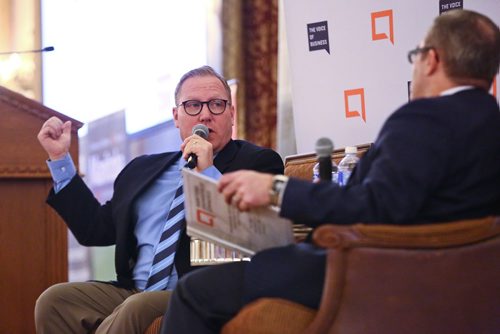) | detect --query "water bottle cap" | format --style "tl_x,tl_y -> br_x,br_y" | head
345,146 -> 357,154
